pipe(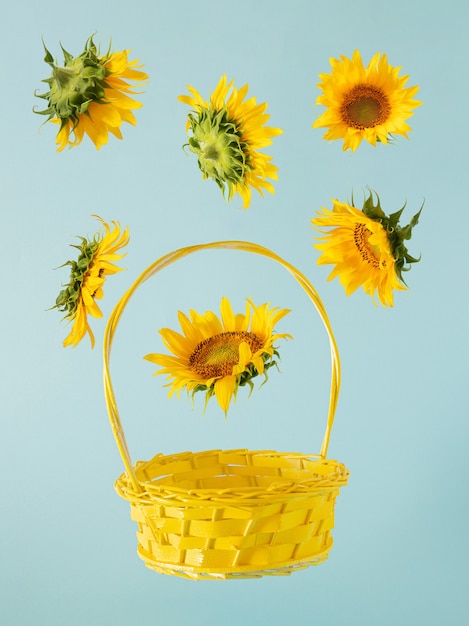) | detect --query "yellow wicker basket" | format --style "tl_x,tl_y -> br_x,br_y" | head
103,241 -> 349,580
